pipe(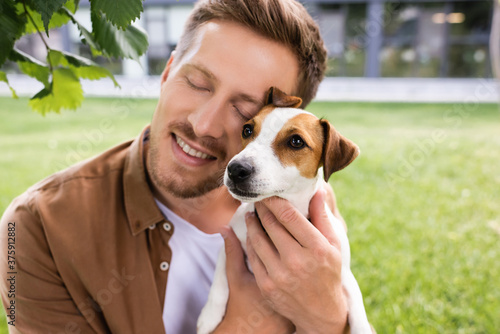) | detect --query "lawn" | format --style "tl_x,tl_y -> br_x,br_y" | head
0,96 -> 499,333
